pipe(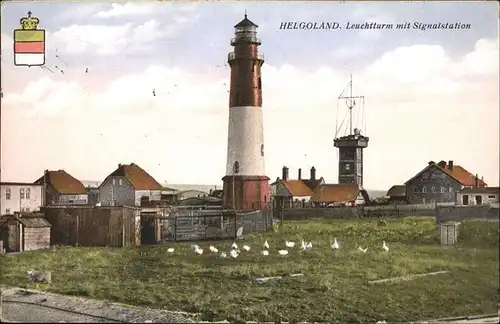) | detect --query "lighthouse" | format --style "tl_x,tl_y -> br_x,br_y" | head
222,14 -> 269,210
